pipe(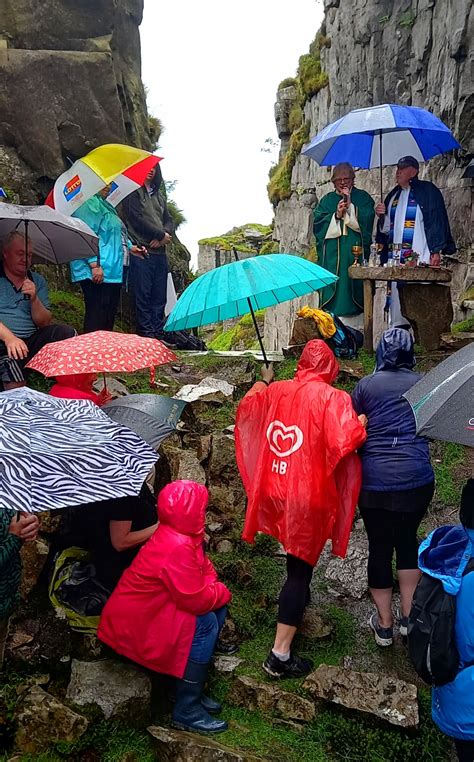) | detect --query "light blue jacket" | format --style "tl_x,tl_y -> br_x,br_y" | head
70,195 -> 123,284
418,524 -> 474,741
